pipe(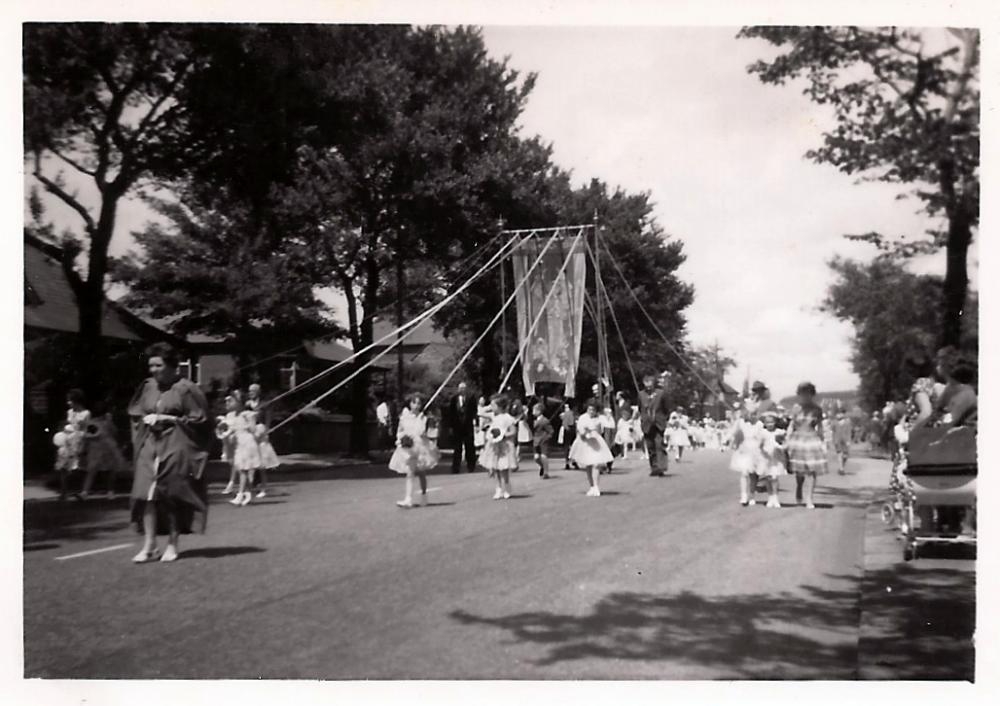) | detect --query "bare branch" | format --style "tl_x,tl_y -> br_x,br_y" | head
47,143 -> 97,177
32,154 -> 96,236
131,60 -> 193,145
